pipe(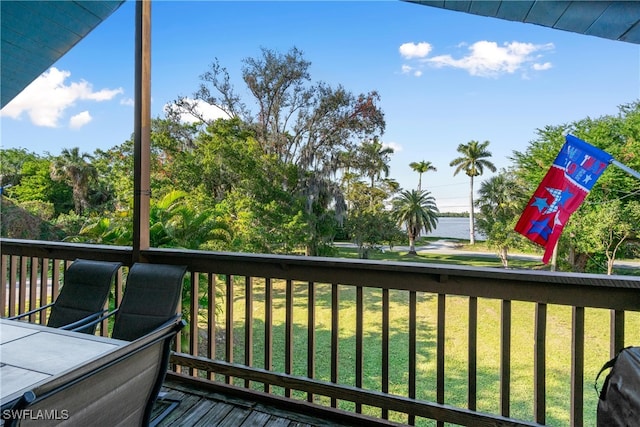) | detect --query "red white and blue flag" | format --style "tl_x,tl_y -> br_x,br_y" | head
514,135 -> 613,264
